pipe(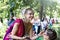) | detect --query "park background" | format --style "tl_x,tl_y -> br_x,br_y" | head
0,0 -> 60,40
